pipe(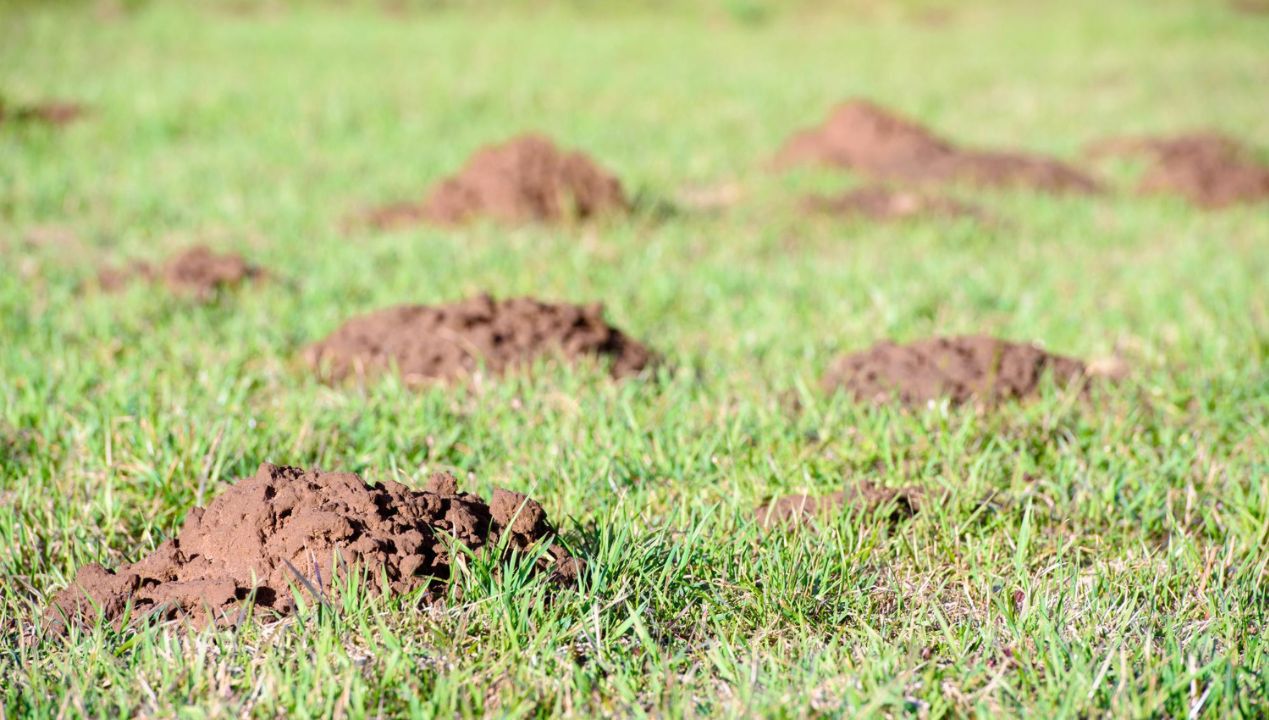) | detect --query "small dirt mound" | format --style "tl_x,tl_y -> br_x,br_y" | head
1088,132 -> 1269,209
803,186 -> 981,221
95,245 -> 265,299
363,134 -> 627,228
45,463 -> 579,632
754,481 -> 923,528
774,99 -> 1100,194
306,294 -> 653,385
823,335 -> 1088,407
0,100 -> 85,127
